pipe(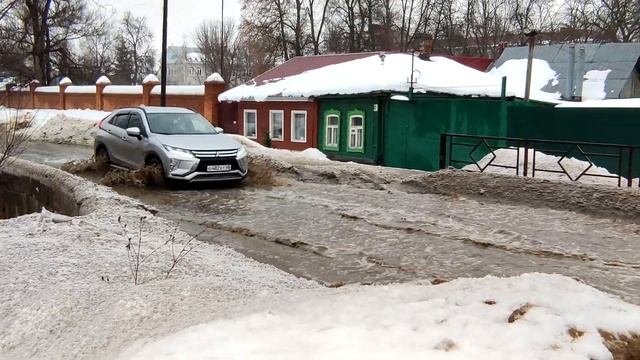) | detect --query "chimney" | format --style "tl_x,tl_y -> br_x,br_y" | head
564,44 -> 576,100
575,46 -> 586,101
